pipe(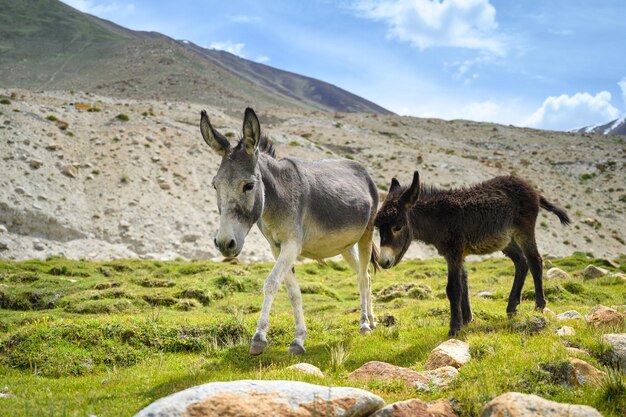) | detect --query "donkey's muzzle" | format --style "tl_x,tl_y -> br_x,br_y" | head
379,259 -> 393,269
214,237 -> 239,257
